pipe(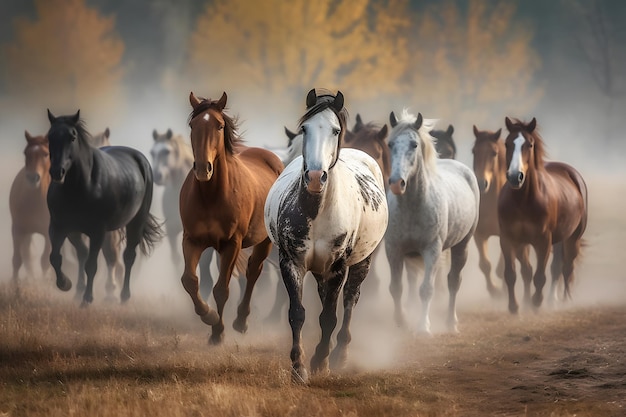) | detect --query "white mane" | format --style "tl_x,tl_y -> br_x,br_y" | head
394,109 -> 439,173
